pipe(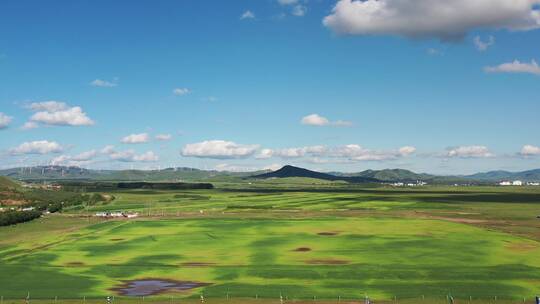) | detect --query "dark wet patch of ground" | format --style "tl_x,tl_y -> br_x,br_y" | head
65,261 -> 85,266
181,262 -> 215,267
305,259 -> 348,265
110,238 -> 124,241
293,247 -> 311,252
112,278 -> 211,296
317,232 -> 339,236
